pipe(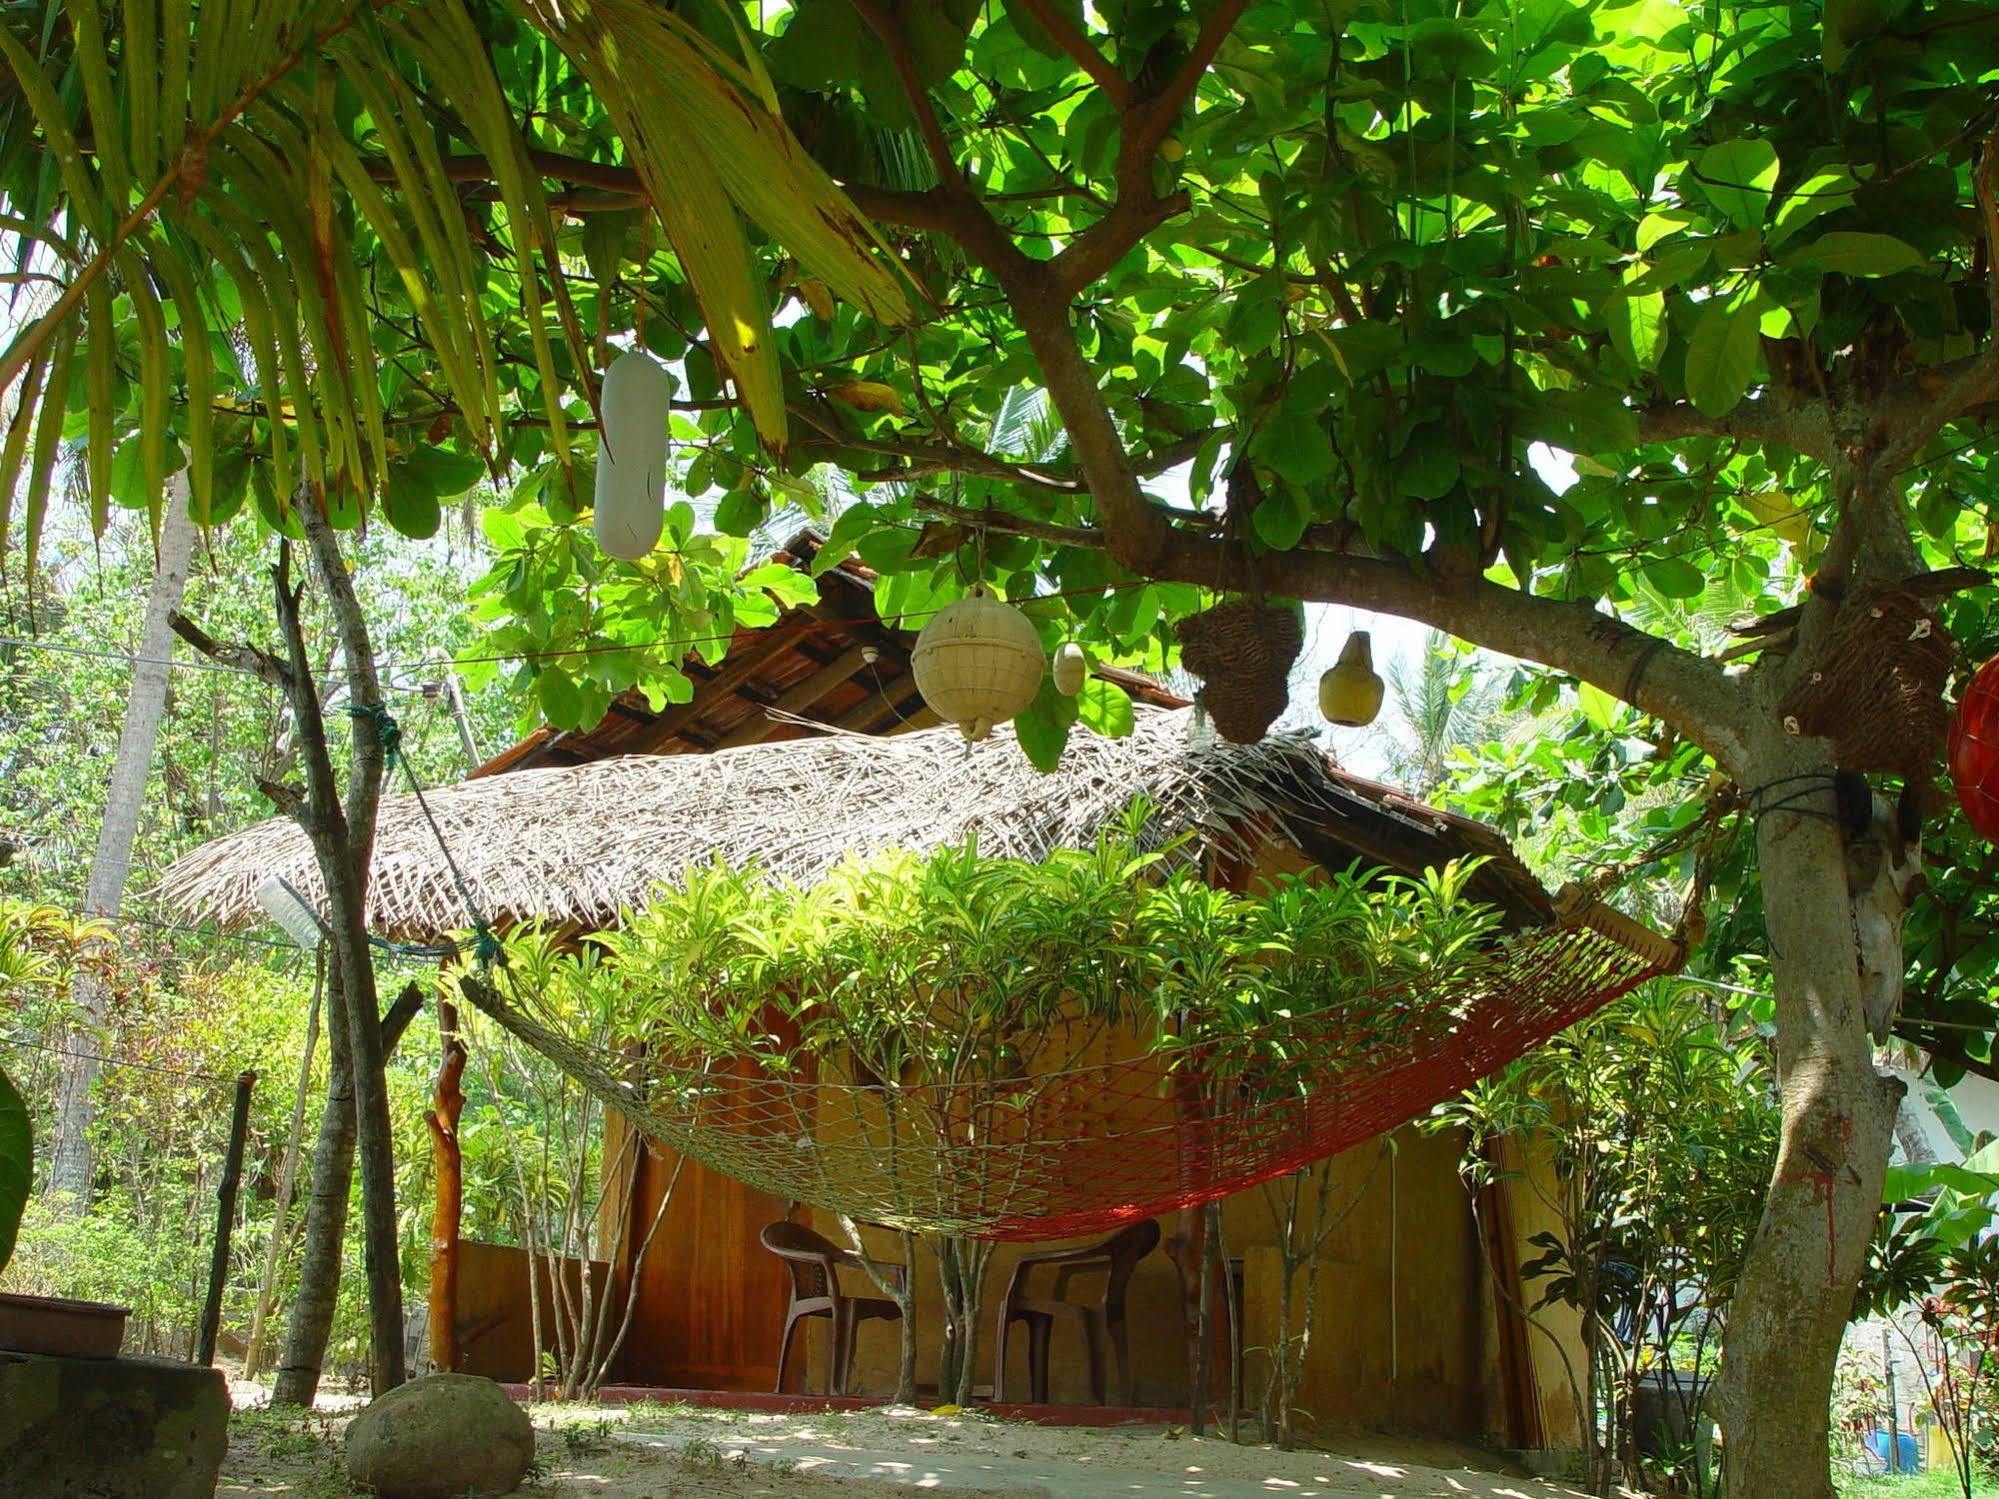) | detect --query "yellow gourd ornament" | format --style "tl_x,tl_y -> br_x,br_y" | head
1319,631 -> 1385,727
